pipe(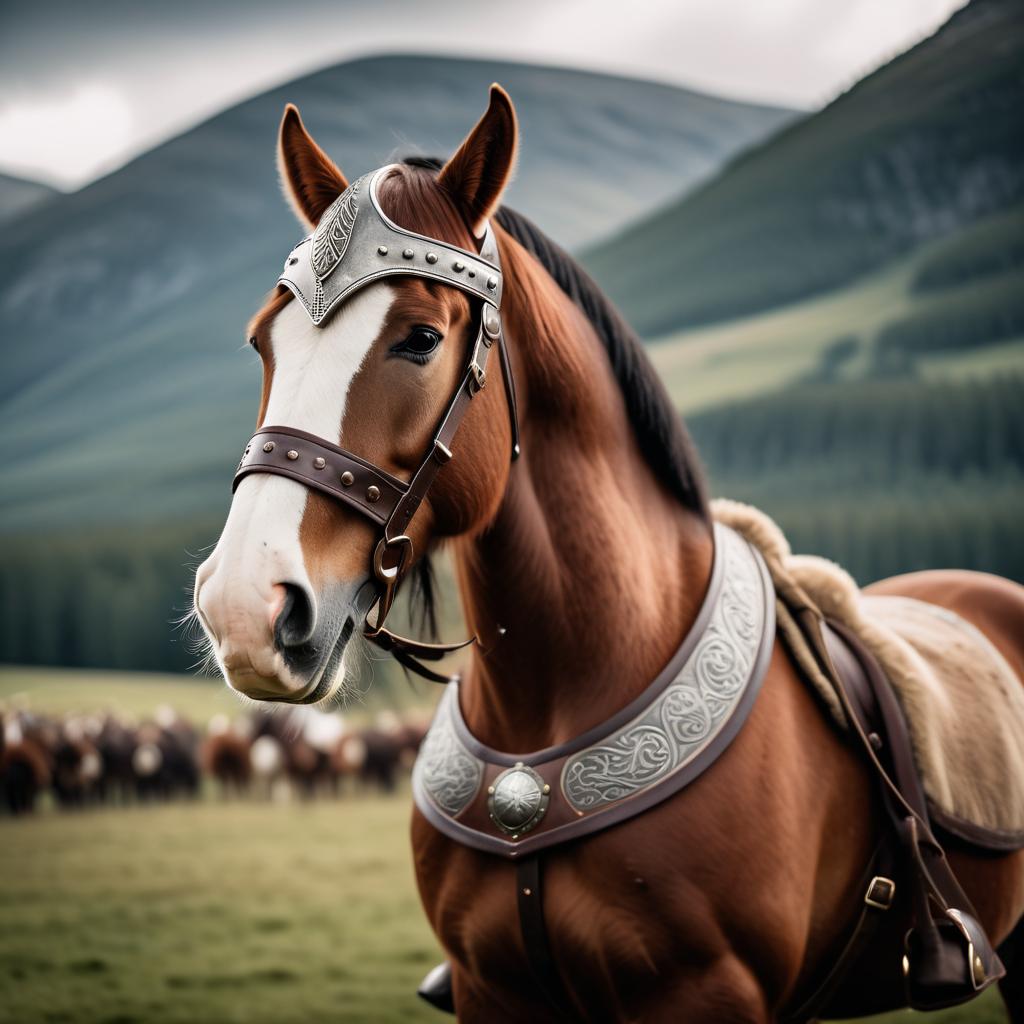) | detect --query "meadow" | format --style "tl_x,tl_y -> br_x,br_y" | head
0,668 -> 1011,1024
0,792 -> 1009,1024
